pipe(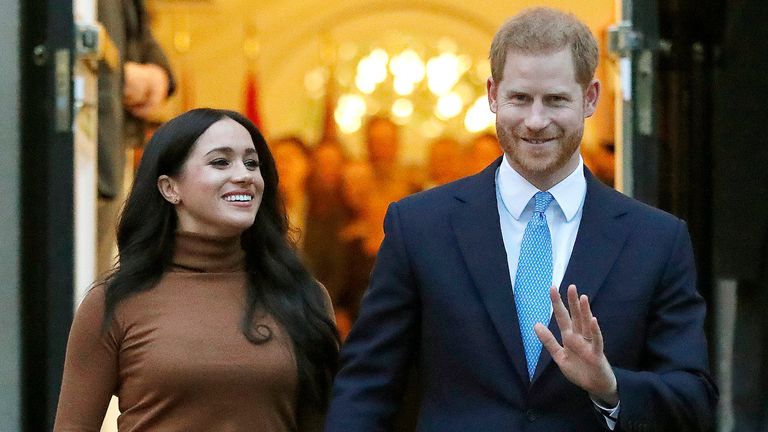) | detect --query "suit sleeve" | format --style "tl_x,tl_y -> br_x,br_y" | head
53,286 -> 121,432
615,221 -> 718,431
325,202 -> 420,432
135,0 -> 176,96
